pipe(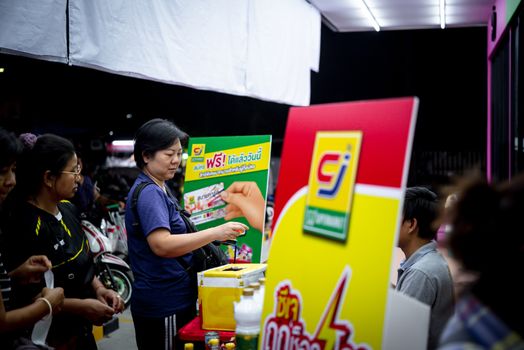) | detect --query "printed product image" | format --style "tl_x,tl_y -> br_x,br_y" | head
183,183 -> 226,225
